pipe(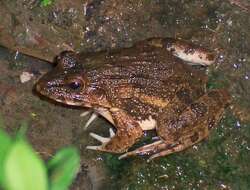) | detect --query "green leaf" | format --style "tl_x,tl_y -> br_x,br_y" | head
40,0 -> 53,7
47,147 -> 80,190
3,139 -> 48,190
